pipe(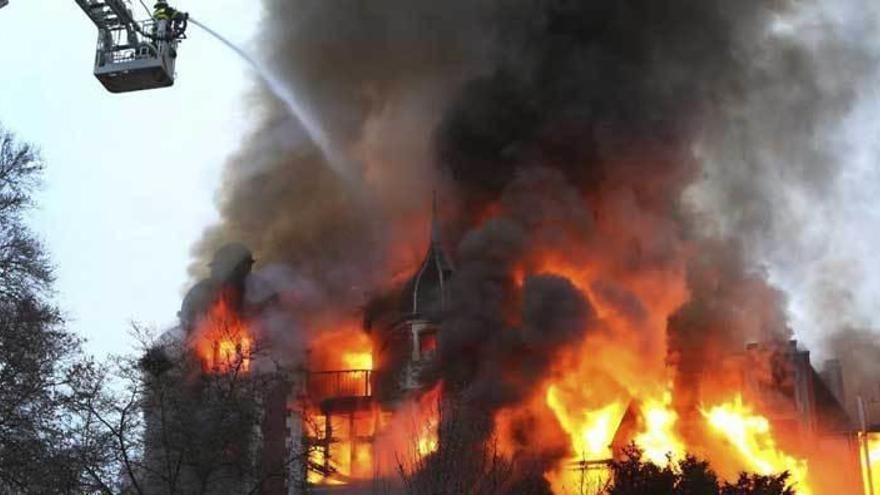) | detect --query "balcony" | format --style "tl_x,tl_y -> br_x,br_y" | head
307,370 -> 373,414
